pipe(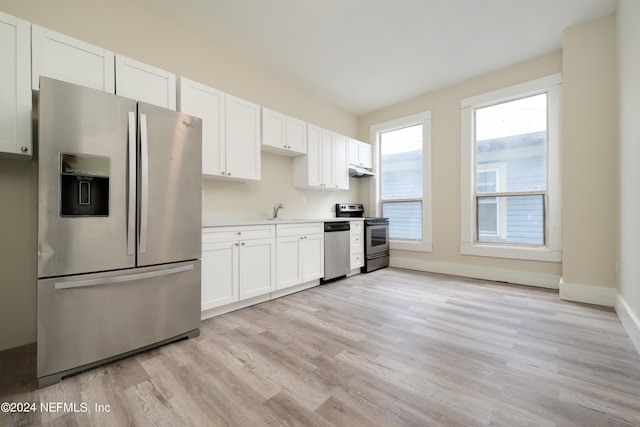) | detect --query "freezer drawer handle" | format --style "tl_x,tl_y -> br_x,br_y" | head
54,264 -> 194,290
